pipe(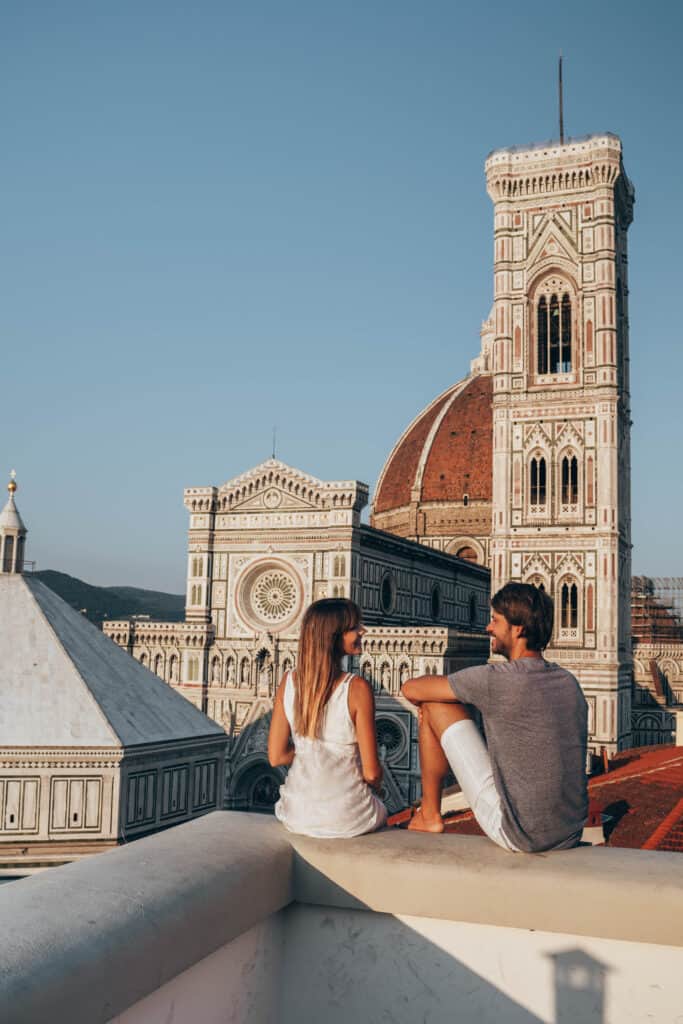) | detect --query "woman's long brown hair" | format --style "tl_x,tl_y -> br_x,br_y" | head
293,598 -> 361,738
